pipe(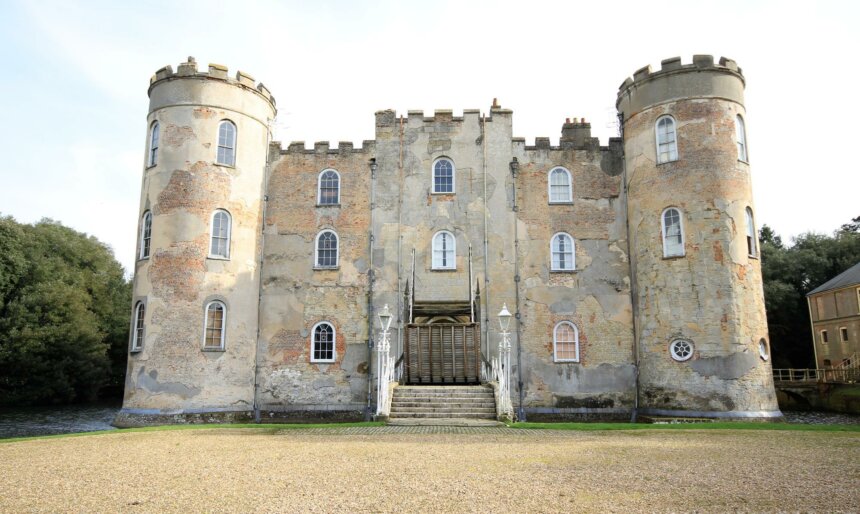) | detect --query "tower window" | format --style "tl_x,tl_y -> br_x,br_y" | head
553,322 -> 580,362
655,116 -> 678,164
216,120 -> 237,166
148,121 -> 159,167
551,233 -> 575,271
203,301 -> 227,350
661,207 -> 685,257
432,231 -> 456,270
670,339 -> 694,362
209,209 -> 231,259
311,322 -> 336,362
820,330 -> 829,344
131,302 -> 145,352
746,207 -> 757,258
432,158 -> 455,194
548,167 -> 573,203
315,230 -> 339,268
736,115 -> 748,162
318,169 -> 341,205
758,338 -> 769,361
840,327 -> 849,342
139,211 -> 152,260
